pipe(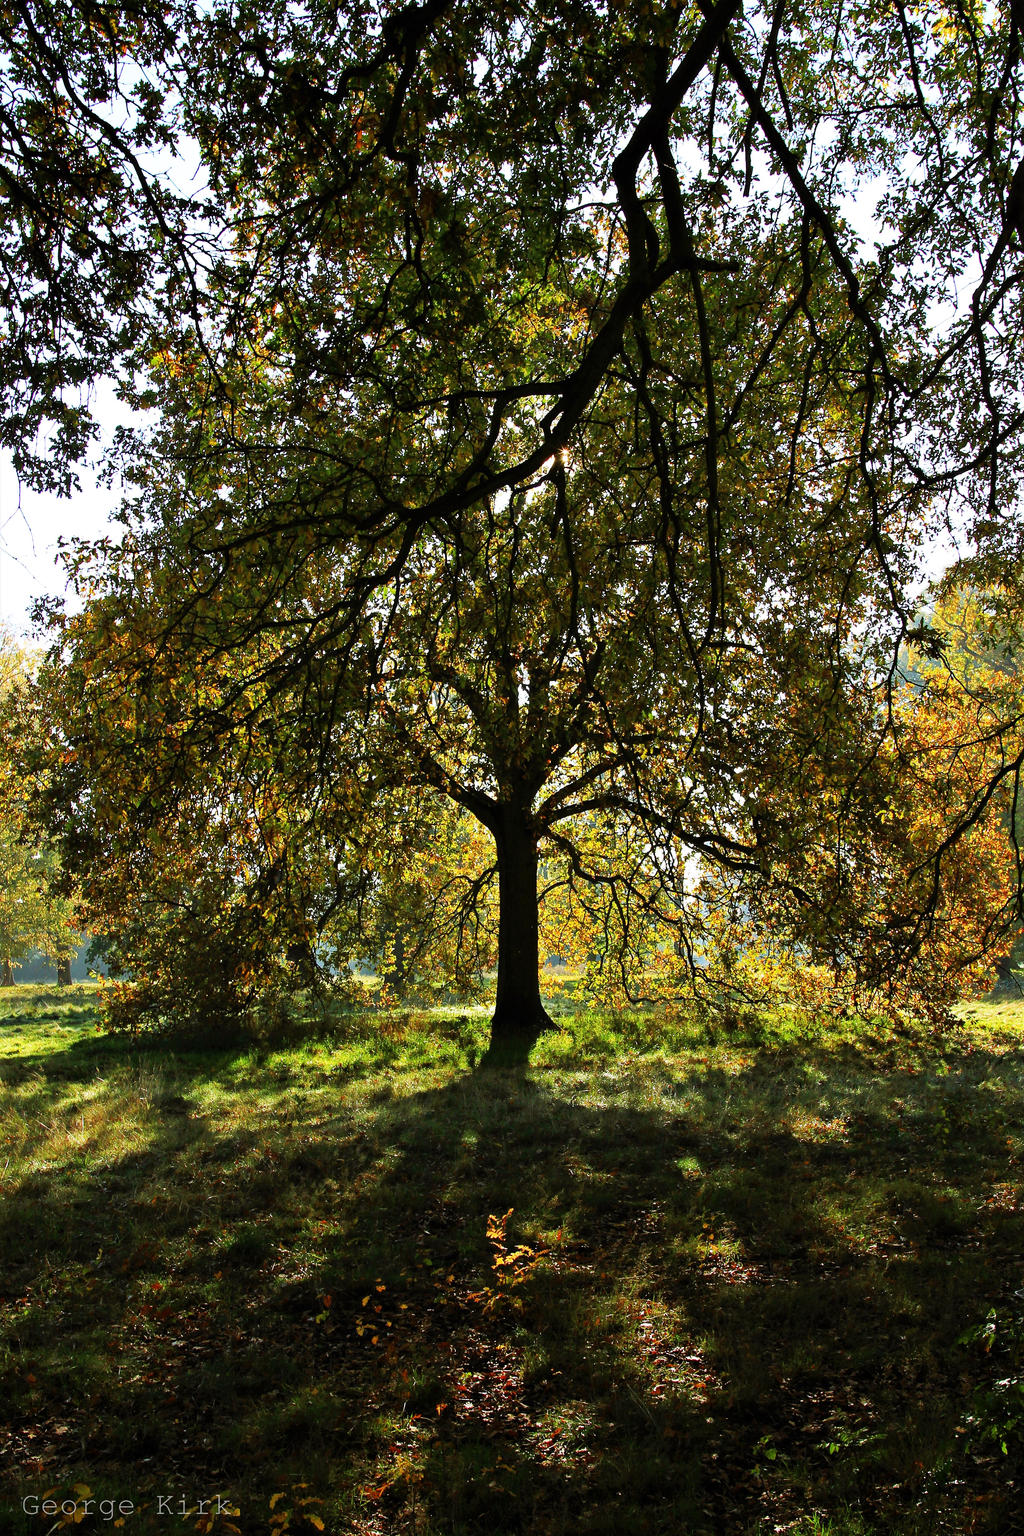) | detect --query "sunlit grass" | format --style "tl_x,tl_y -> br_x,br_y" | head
1,985 -> 1022,1533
